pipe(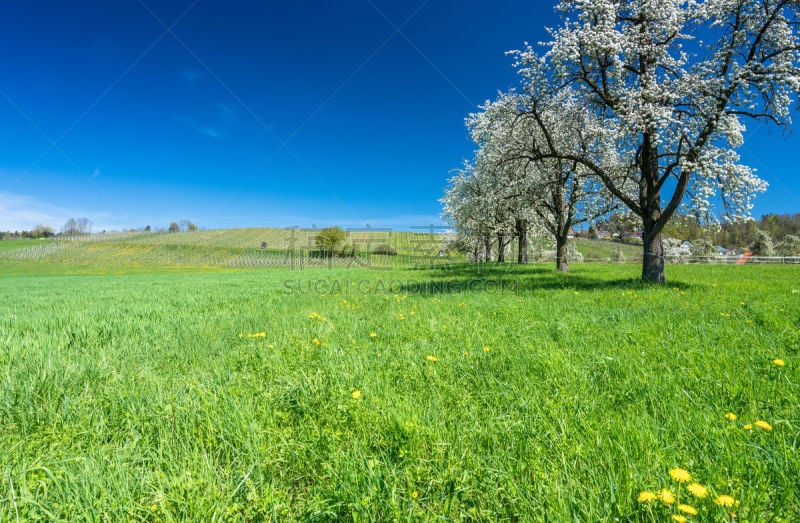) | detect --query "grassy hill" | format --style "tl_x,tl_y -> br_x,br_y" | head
0,229 -> 449,270
0,230 -> 643,270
